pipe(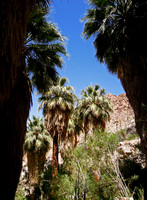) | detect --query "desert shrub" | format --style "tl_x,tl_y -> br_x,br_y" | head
16,129 -> 144,199
49,130 -> 132,200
